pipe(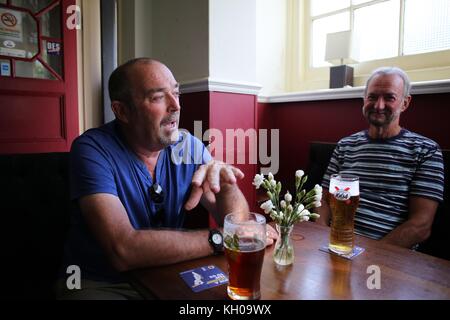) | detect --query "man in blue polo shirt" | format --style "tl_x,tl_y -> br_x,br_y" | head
57,58 -> 277,299
317,67 -> 444,249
